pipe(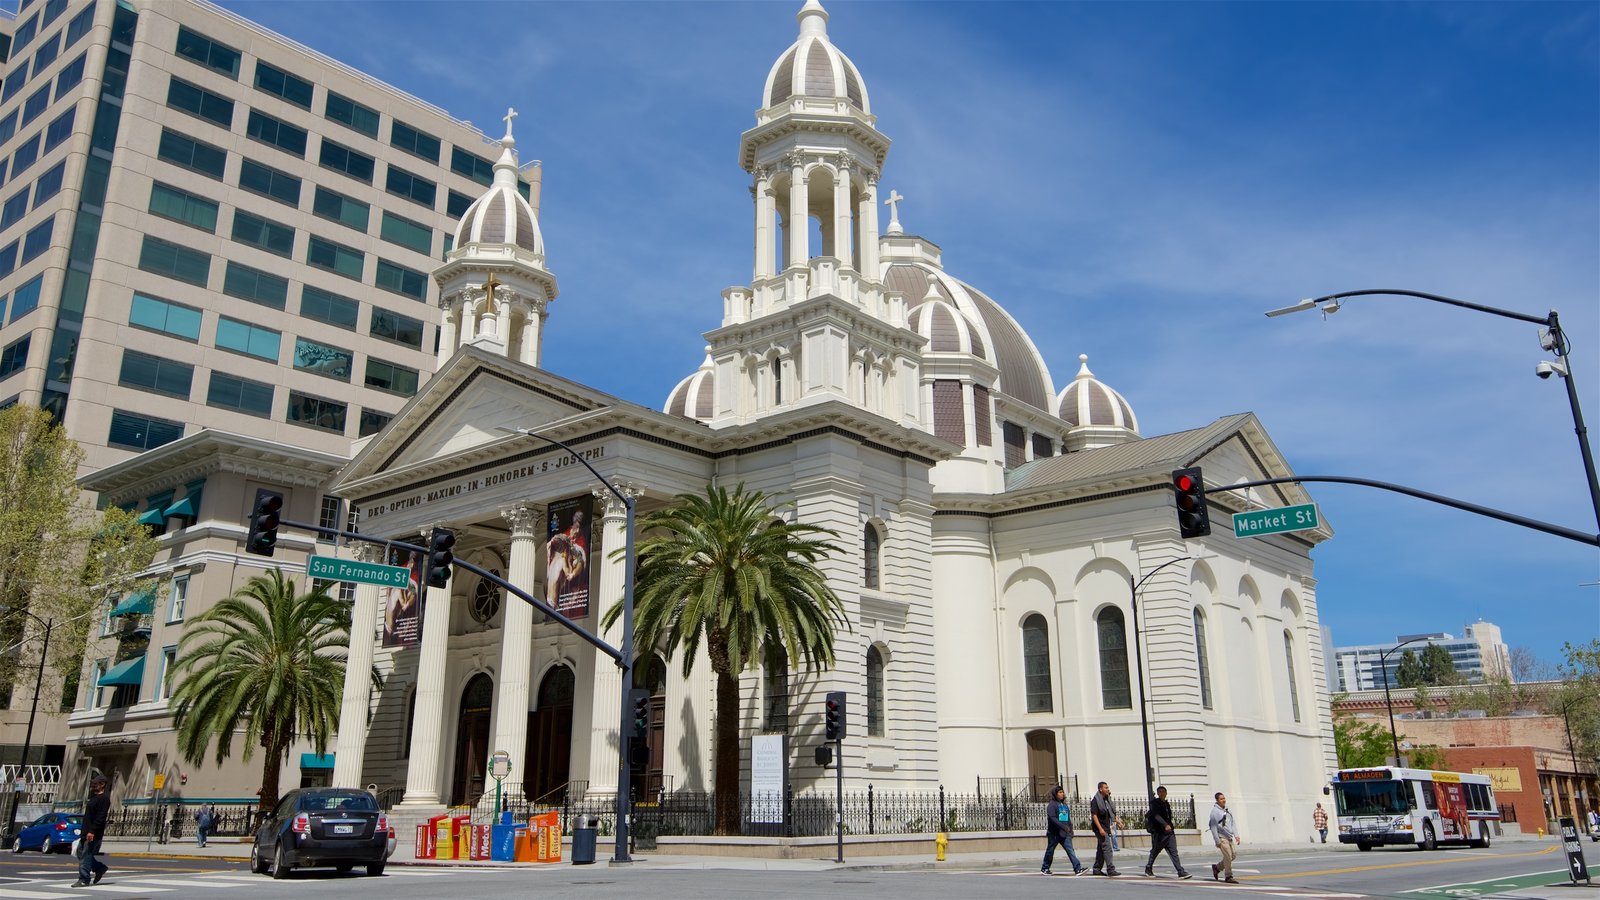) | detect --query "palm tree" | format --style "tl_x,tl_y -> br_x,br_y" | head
170,569 -> 373,811
602,483 -> 848,834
